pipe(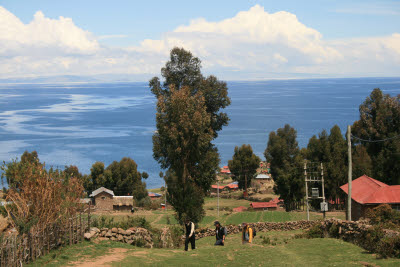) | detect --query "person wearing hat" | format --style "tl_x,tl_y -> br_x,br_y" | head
214,221 -> 227,246
184,218 -> 196,251
241,222 -> 253,244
